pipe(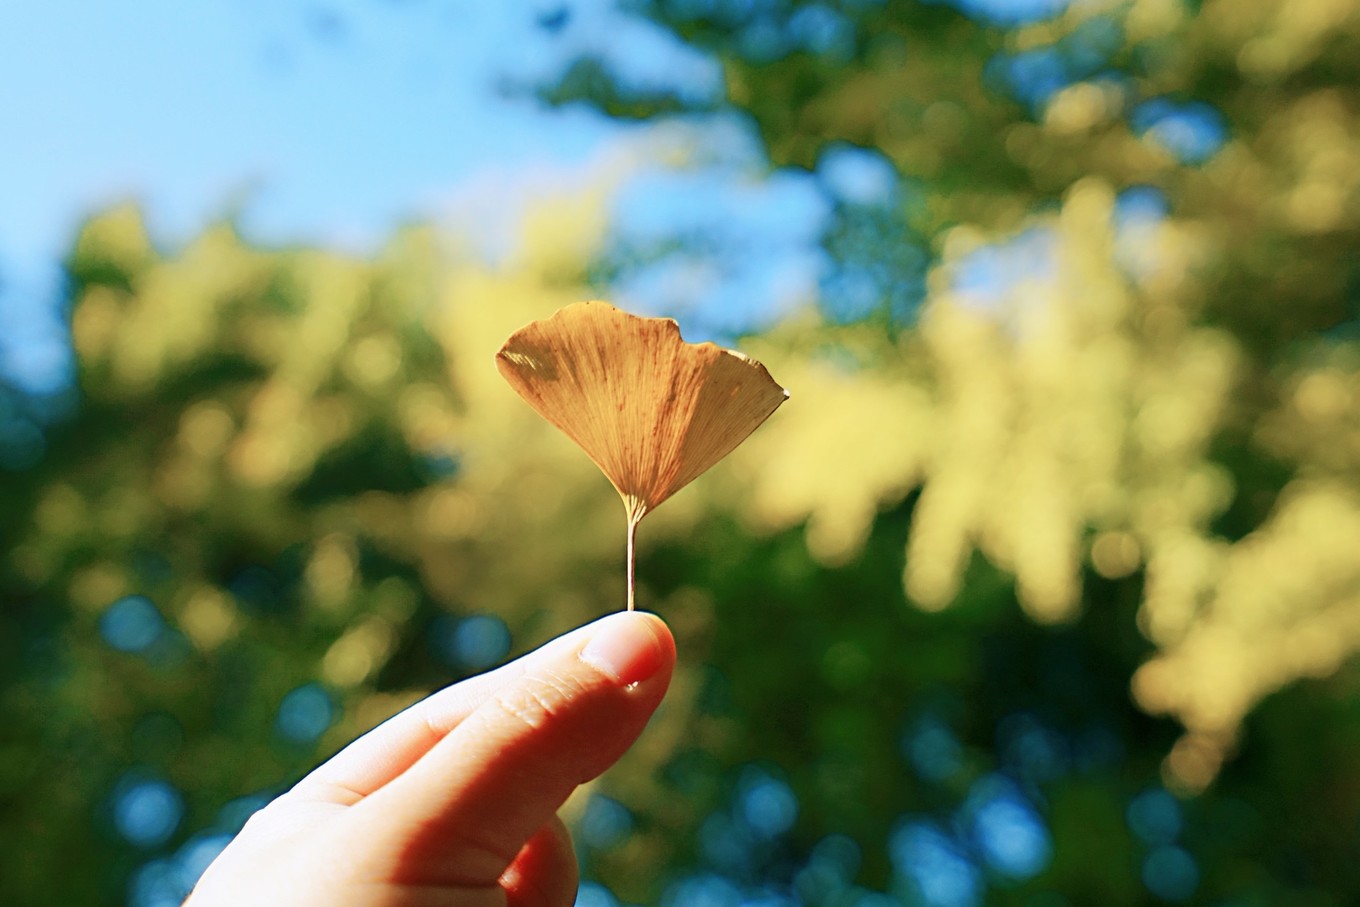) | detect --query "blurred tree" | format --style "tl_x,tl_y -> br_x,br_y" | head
527,0 -> 1360,903
6,187 -> 1356,905
545,0 -> 1360,795
4,1 -> 1360,905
